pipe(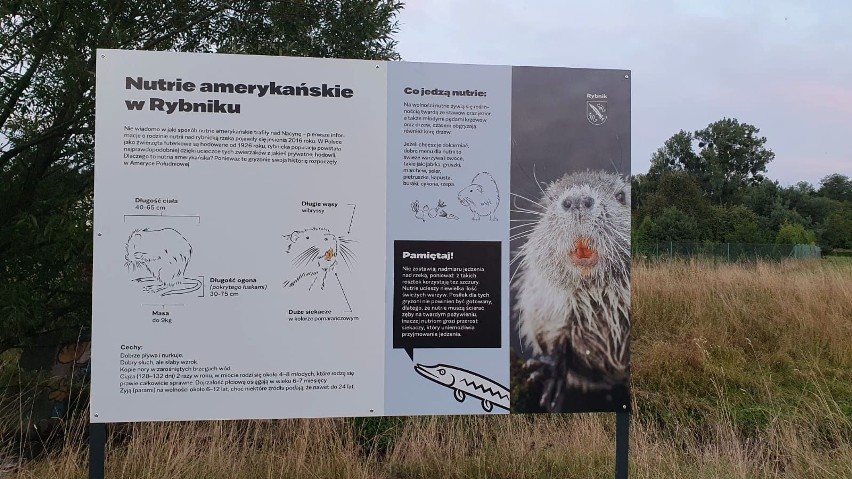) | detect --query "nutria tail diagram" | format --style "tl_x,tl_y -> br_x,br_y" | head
458,171 -> 500,221
414,363 -> 510,412
125,228 -> 203,296
282,227 -> 355,294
